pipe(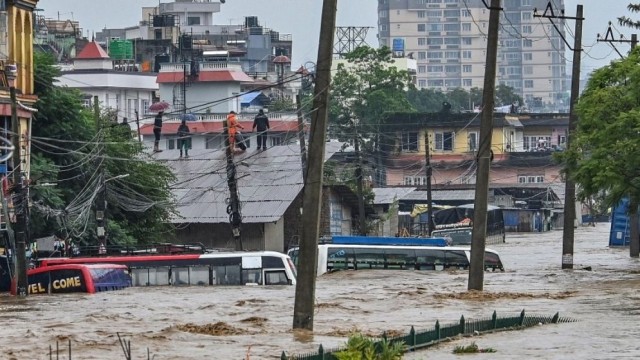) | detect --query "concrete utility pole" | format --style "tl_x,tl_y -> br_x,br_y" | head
424,132 -> 434,236
292,0 -> 337,331
561,5 -> 583,268
354,128 -> 366,235
468,0 -> 500,291
94,95 -> 107,255
223,120 -> 243,251
295,94 -> 307,182
7,64 -> 27,296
